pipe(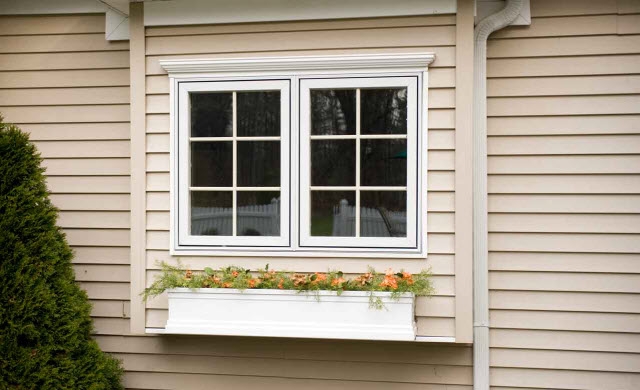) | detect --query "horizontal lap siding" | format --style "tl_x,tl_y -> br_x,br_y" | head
142,14 -> 470,389
487,2 -> 640,389
0,14 -> 131,334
